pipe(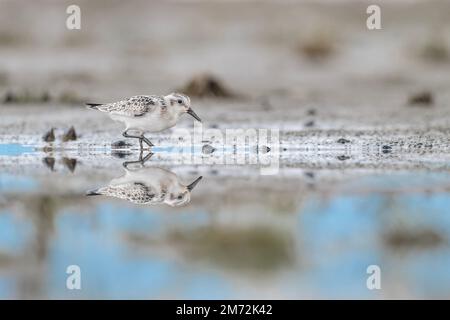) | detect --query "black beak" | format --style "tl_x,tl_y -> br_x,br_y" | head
187,176 -> 203,191
187,108 -> 202,122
